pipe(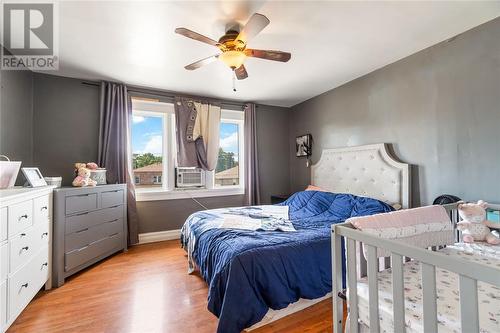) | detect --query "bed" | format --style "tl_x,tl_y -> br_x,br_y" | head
332,203 -> 500,333
181,143 -> 410,333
